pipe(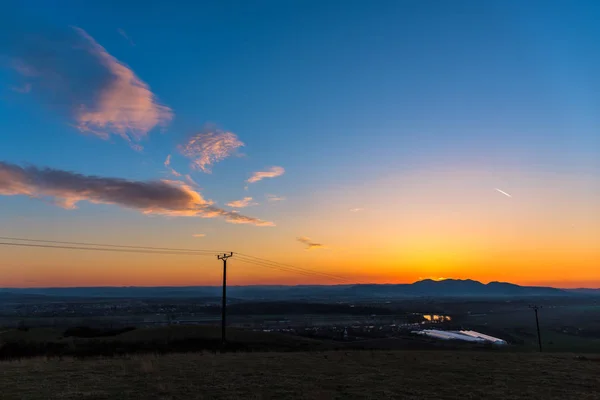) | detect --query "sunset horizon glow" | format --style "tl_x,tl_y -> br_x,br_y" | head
1,1 -> 598,289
